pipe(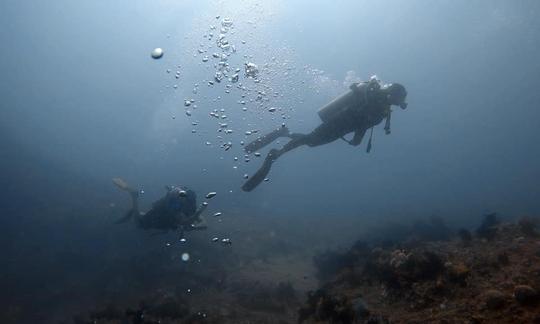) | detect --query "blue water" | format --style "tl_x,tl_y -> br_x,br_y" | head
1,1 -> 539,322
